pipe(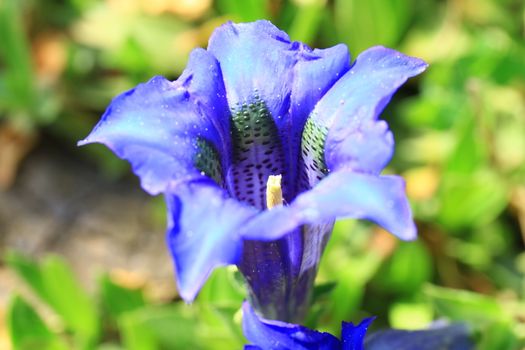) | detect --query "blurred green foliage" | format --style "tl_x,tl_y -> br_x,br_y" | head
6,252 -> 246,349
2,0 -> 525,349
